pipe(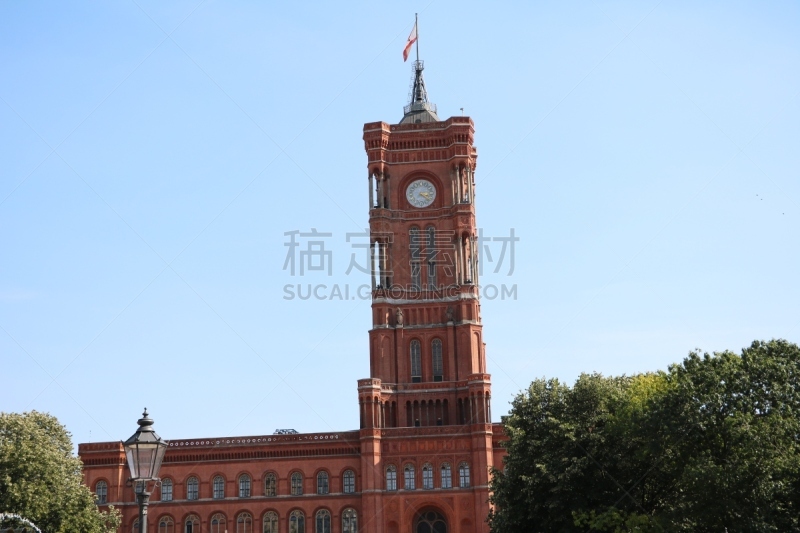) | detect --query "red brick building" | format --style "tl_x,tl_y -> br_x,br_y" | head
79,60 -> 505,533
